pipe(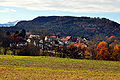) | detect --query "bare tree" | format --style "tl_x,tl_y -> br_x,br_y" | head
31,28 -> 53,55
